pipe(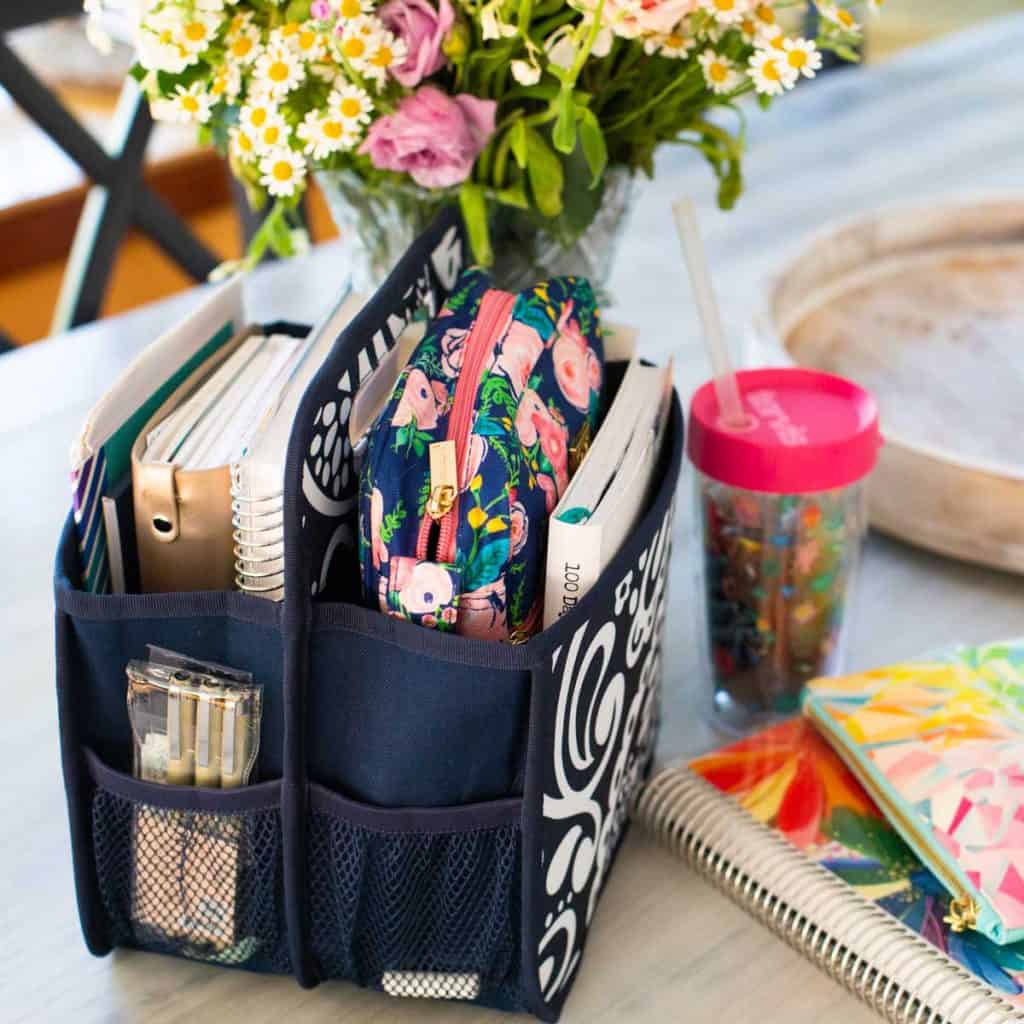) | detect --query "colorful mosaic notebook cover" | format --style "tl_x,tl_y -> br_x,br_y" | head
804,642 -> 1024,949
